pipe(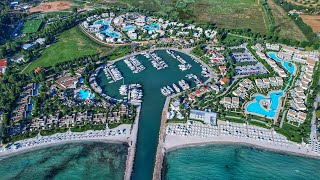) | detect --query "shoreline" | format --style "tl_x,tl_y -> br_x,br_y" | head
0,137 -> 128,159
164,135 -> 320,159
